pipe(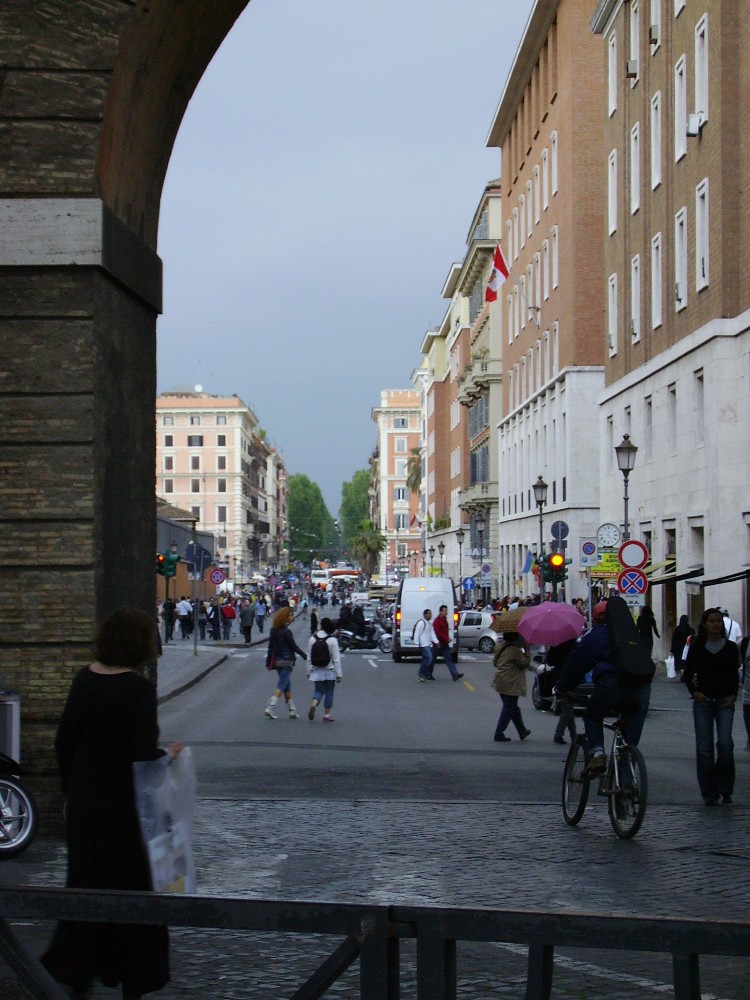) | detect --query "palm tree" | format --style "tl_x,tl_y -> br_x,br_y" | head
349,520 -> 387,579
406,446 -> 422,495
